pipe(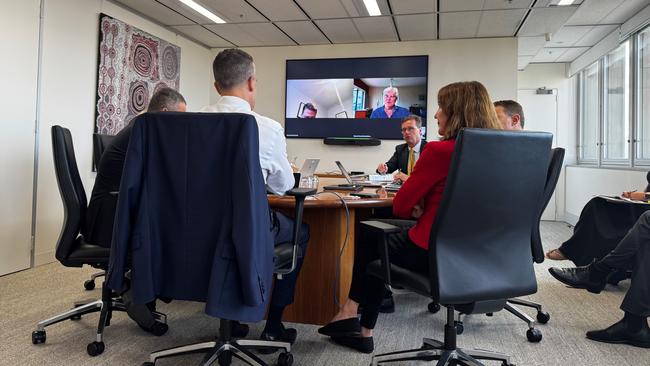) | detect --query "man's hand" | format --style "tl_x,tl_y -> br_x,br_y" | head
394,172 -> 409,183
623,191 -> 646,201
377,163 -> 388,174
